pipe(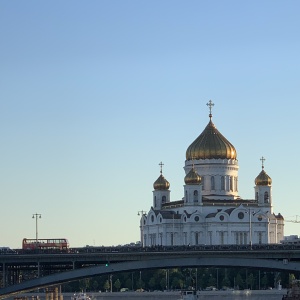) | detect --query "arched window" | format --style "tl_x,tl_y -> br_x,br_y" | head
230,176 -> 233,191
255,192 -> 259,201
258,232 -> 263,244
185,191 -> 188,202
162,196 -> 166,204
208,232 -> 212,245
211,176 -> 215,190
154,196 -> 157,207
220,231 -> 224,245
171,233 -> 174,246
193,190 -> 198,202
221,176 -> 225,190
264,192 -> 269,203
195,232 -> 199,245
